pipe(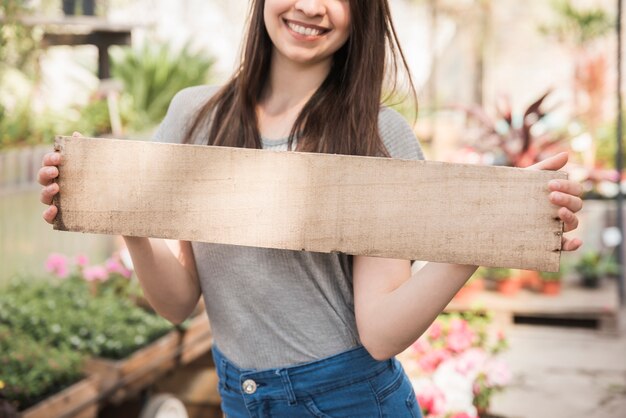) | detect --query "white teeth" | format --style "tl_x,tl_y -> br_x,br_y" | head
287,22 -> 323,37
